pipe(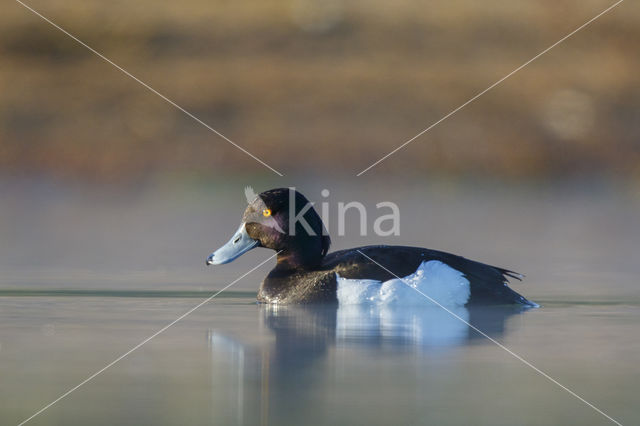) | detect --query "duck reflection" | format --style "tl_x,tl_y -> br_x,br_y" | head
208,303 -> 531,425
262,303 -> 529,350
